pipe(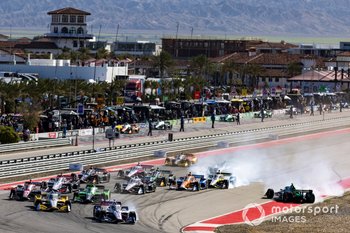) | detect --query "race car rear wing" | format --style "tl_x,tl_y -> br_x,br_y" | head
158,169 -> 172,174
193,174 -> 205,179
